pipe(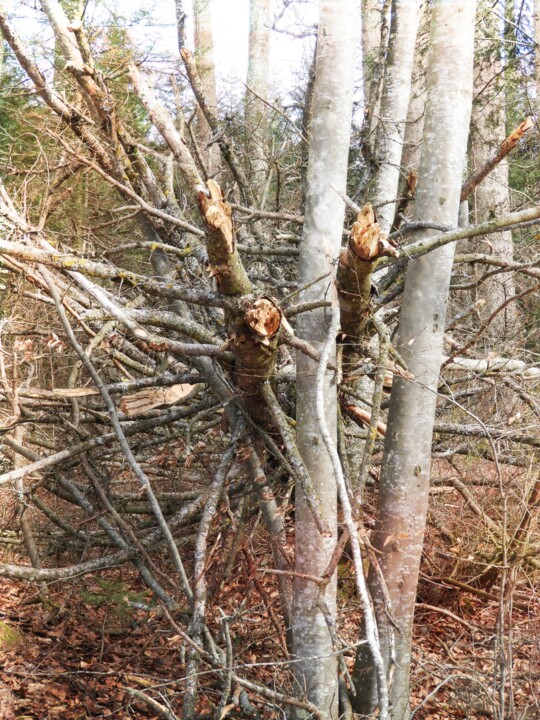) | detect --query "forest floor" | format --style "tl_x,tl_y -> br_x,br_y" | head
0,454 -> 538,719
0,557 -> 538,720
